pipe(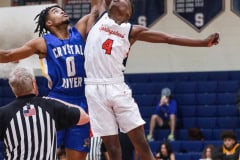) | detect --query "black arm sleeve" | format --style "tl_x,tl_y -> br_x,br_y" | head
46,99 -> 80,130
